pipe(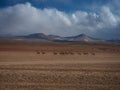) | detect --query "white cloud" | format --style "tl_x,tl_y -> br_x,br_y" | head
0,2 -> 120,39
101,6 -> 118,26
